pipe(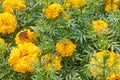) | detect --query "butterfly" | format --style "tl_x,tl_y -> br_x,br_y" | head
18,30 -> 28,40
